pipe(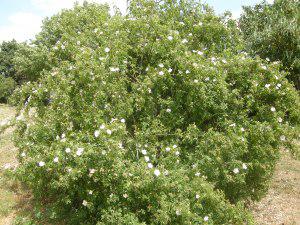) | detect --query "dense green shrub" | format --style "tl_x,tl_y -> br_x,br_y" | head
10,0 -> 300,223
0,75 -> 16,103
0,40 -> 19,79
12,43 -> 50,83
239,0 -> 300,89
0,40 -> 19,102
